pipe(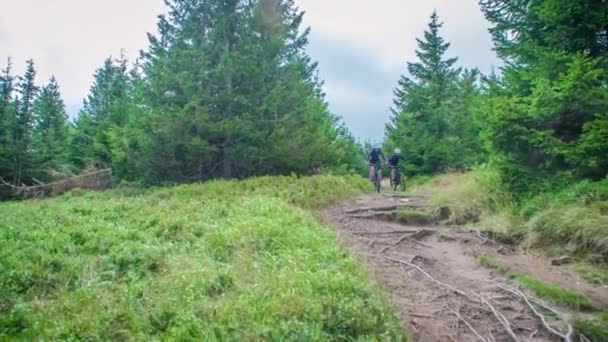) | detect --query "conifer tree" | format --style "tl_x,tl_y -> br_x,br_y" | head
386,12 -> 464,174
31,76 -> 69,179
134,0 -> 353,183
0,58 -> 16,180
479,0 -> 608,193
11,60 -> 38,185
70,55 -> 130,167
